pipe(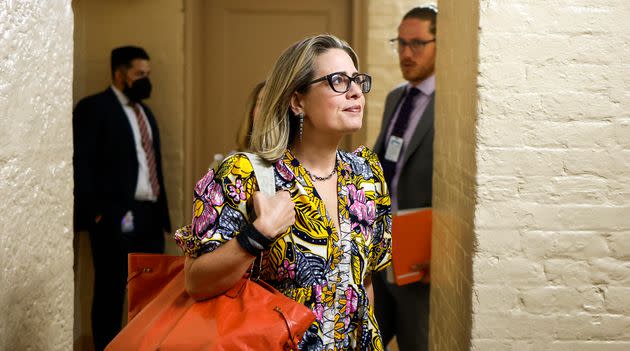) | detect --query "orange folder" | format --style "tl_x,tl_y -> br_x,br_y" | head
391,208 -> 432,286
